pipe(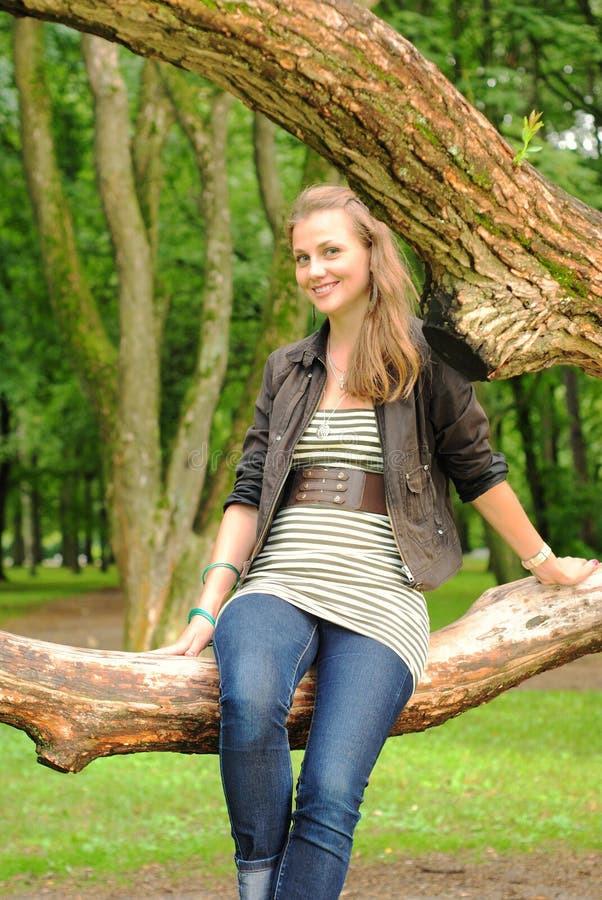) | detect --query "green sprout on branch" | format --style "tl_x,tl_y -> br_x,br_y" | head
513,110 -> 544,166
